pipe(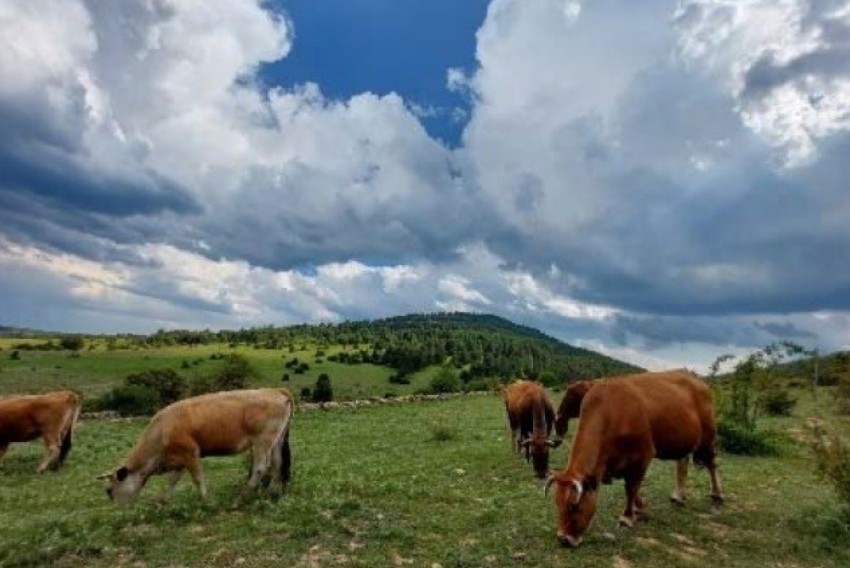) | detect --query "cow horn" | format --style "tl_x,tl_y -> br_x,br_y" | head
520,438 -> 531,447
546,438 -> 560,448
96,472 -> 111,480
571,479 -> 583,504
544,475 -> 556,498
